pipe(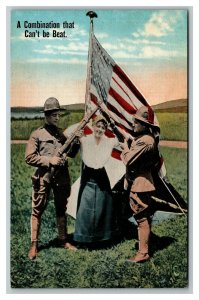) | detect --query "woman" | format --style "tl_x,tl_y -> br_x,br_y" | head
73,115 -> 118,247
